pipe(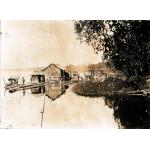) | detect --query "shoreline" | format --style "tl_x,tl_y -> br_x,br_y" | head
72,79 -> 150,97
